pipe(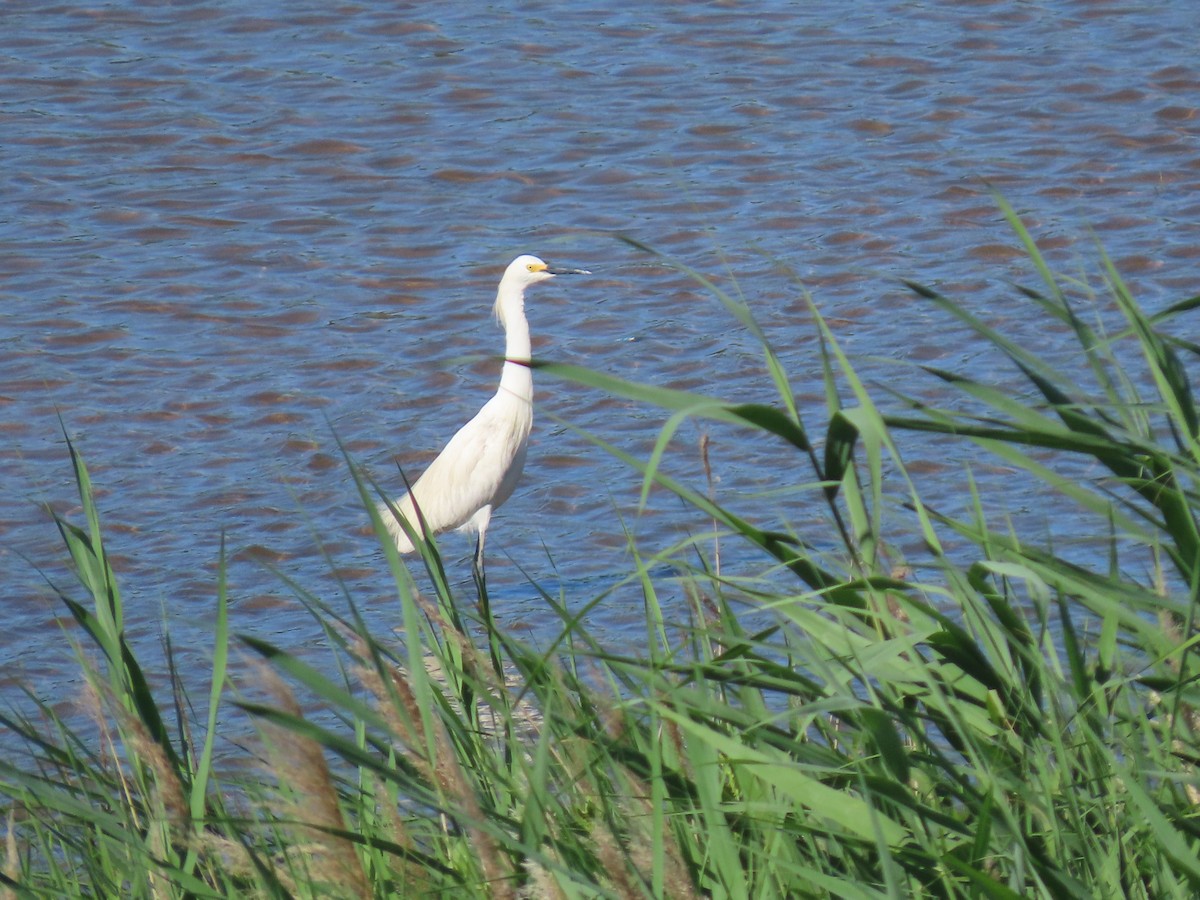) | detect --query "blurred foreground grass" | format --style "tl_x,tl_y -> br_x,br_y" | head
3,200 -> 1199,898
